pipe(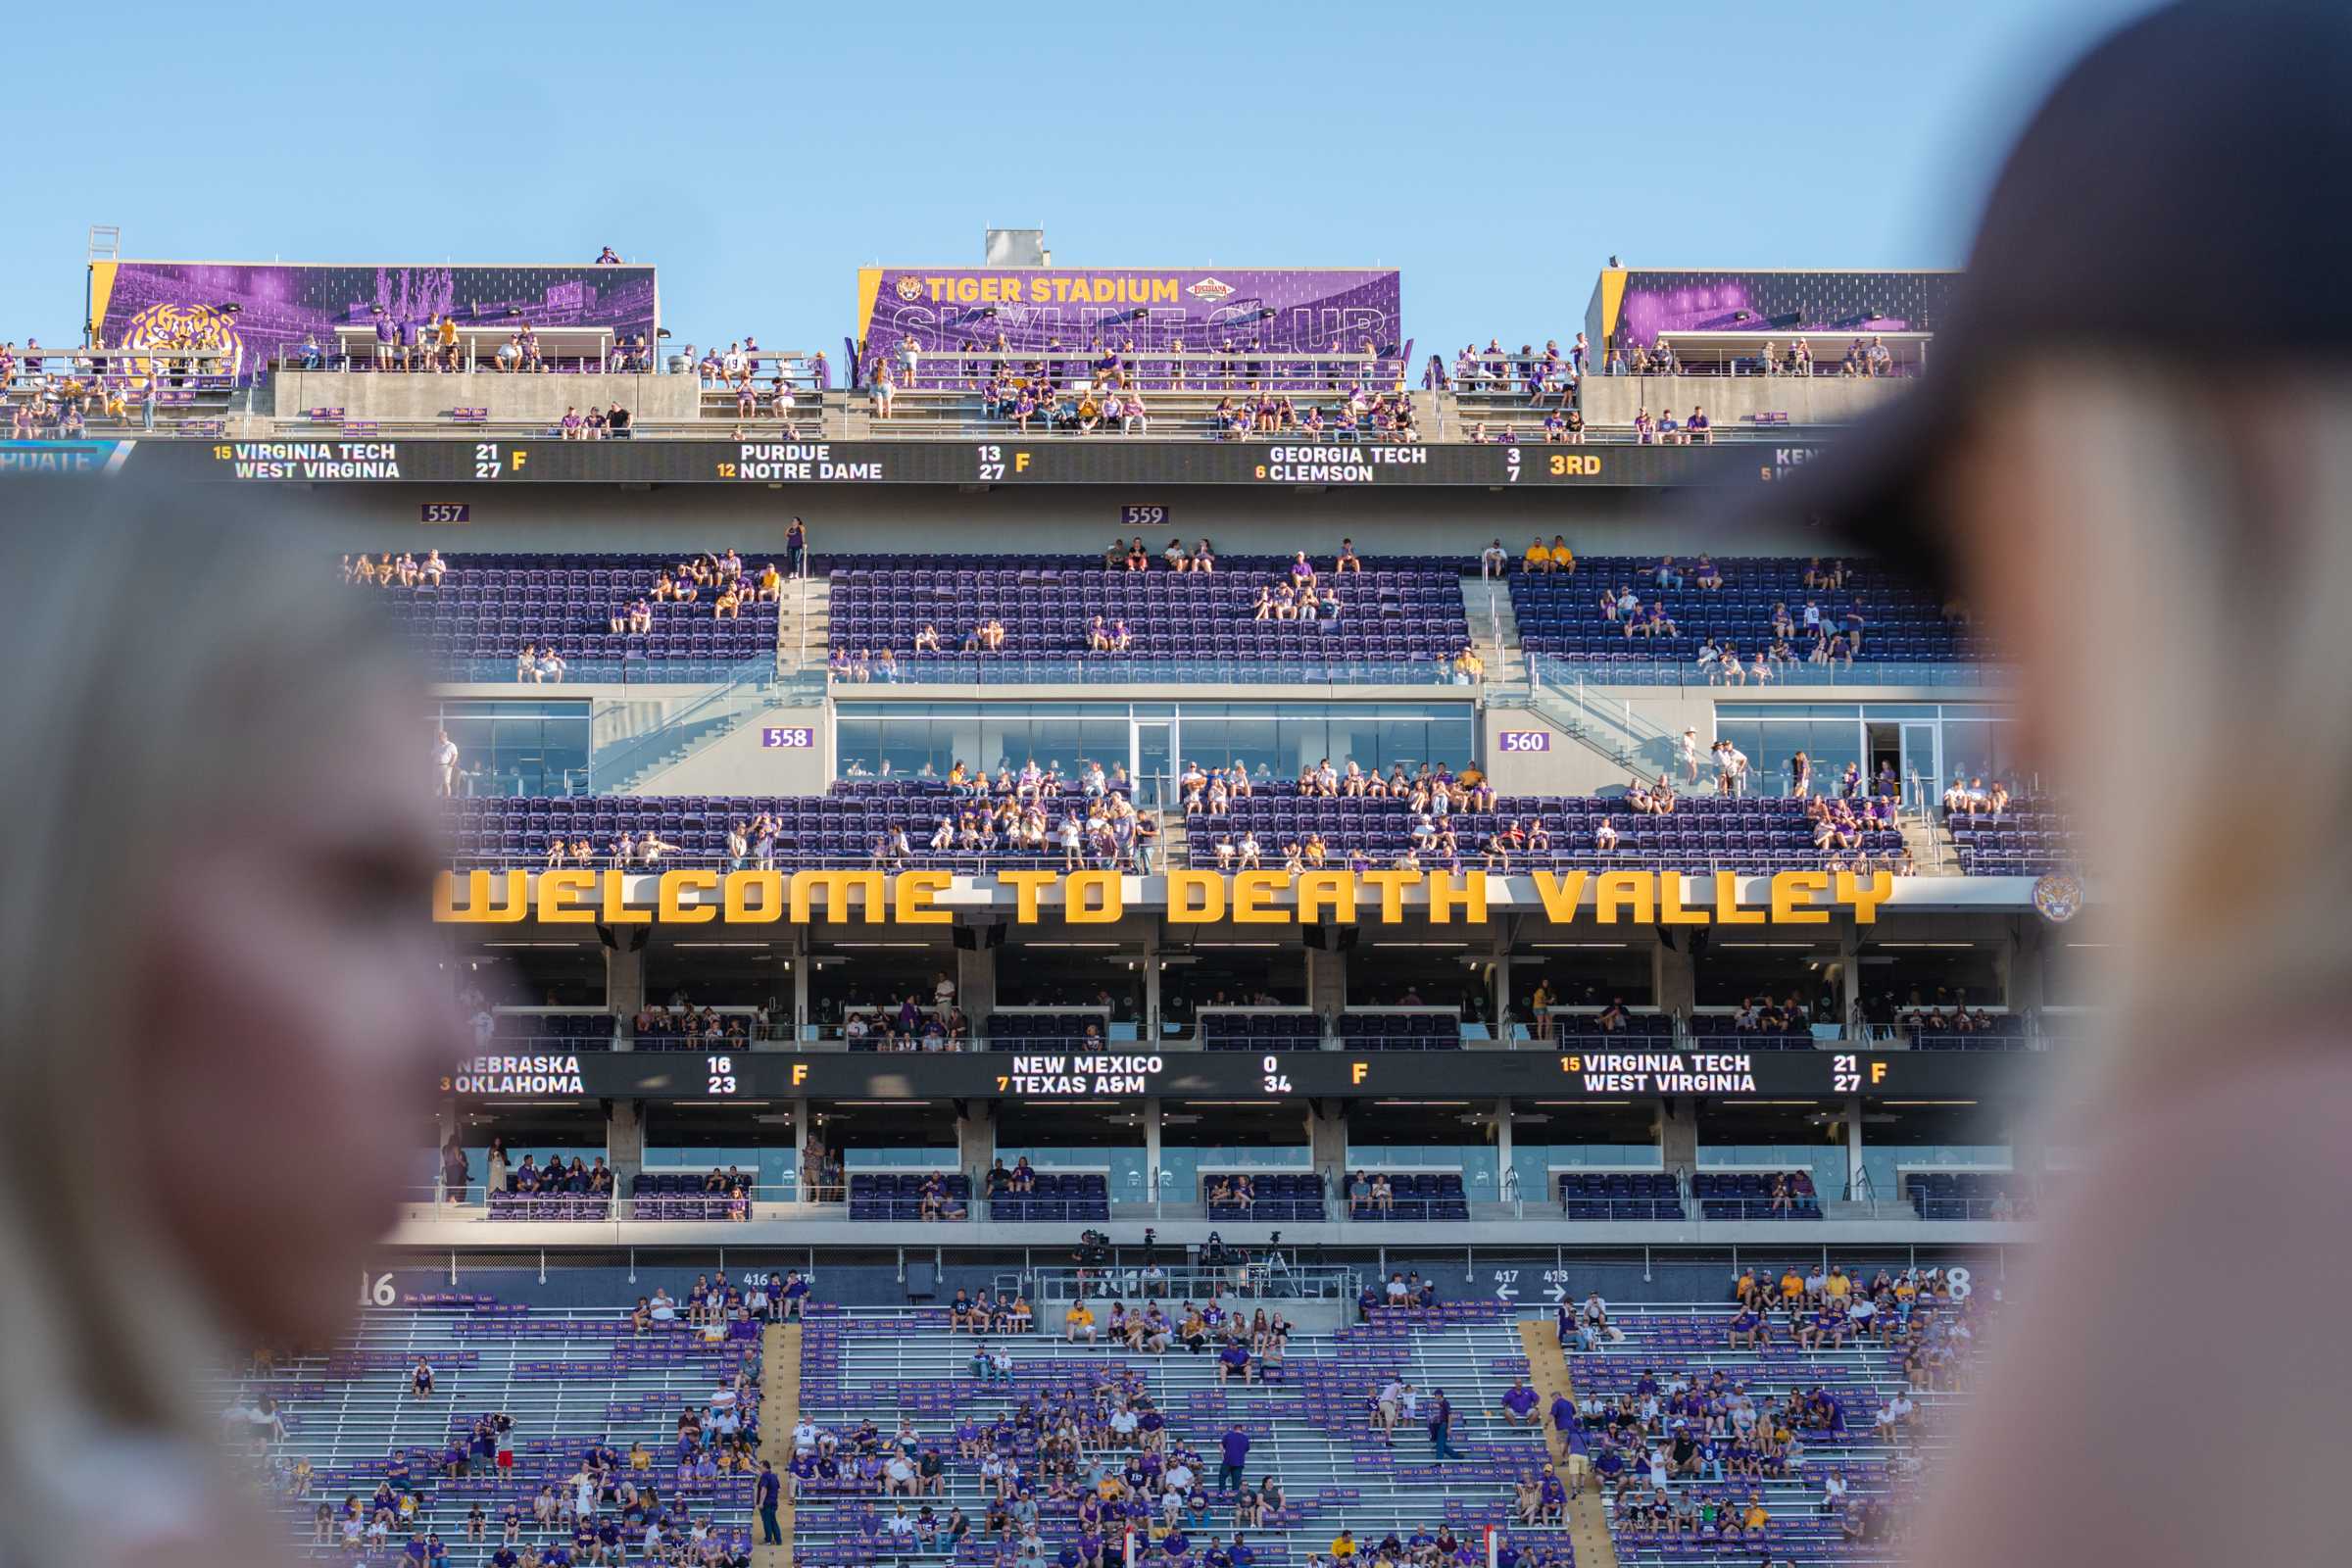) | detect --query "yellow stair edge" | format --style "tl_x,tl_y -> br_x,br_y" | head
1517,1319 -> 1623,1568
753,1320 -> 803,1568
